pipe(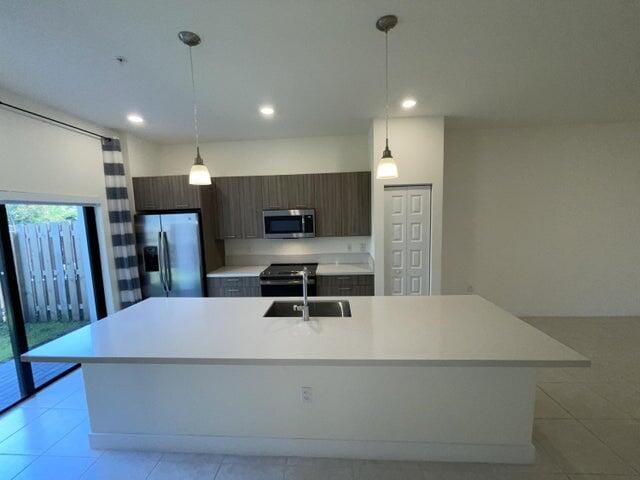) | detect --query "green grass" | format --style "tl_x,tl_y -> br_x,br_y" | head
0,320 -> 89,362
